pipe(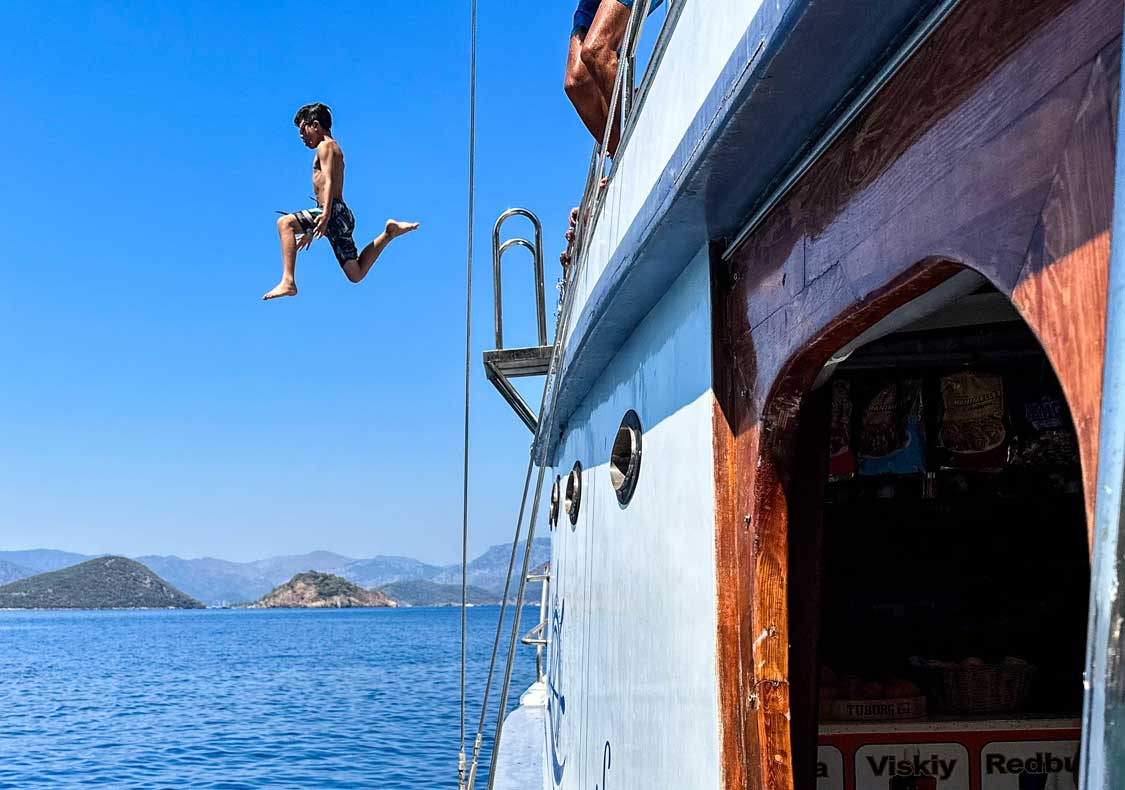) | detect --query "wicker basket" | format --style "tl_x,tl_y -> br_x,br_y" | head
933,662 -> 1035,714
